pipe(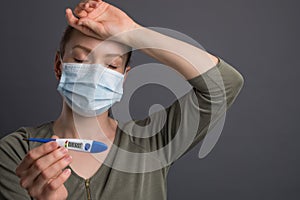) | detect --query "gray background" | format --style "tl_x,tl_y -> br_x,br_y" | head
0,0 -> 299,199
